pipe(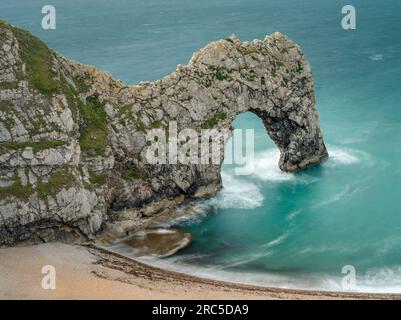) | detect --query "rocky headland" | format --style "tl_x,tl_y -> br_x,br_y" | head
0,20 -> 327,246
